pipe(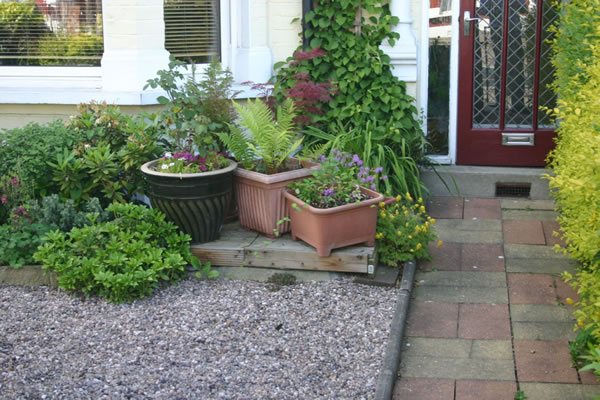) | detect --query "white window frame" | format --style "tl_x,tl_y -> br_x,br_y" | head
0,0 -> 272,105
